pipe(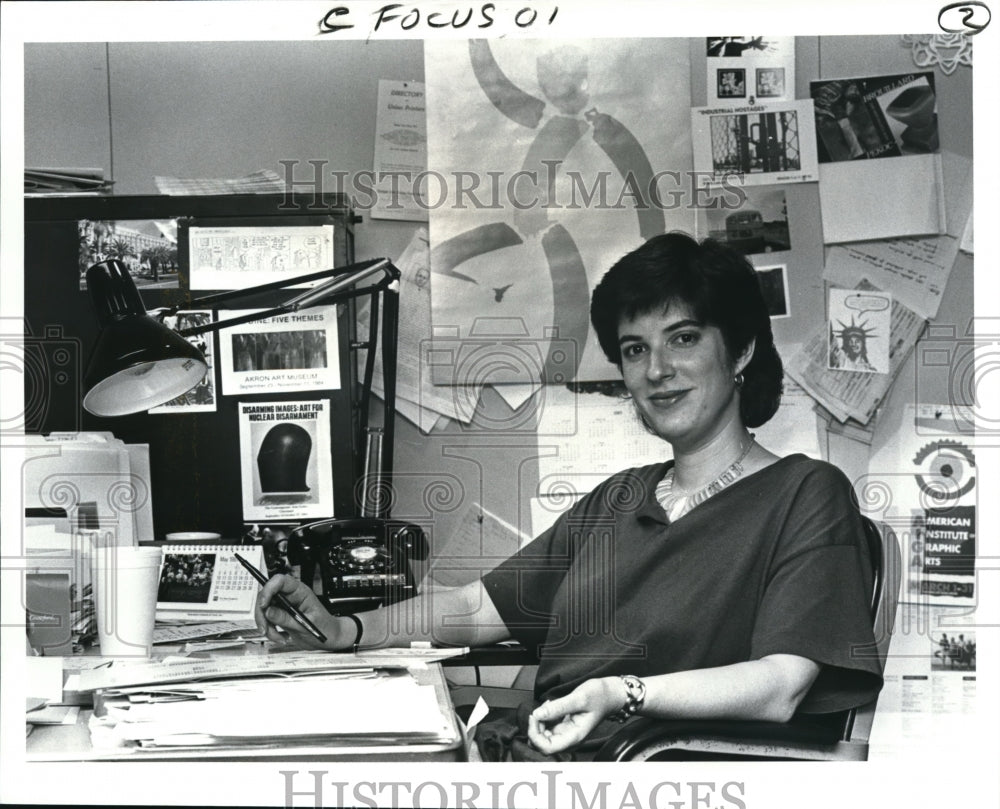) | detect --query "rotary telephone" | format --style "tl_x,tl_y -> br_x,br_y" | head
287,517 -> 428,611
